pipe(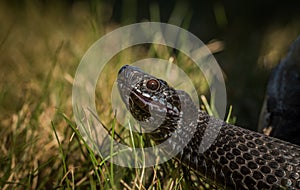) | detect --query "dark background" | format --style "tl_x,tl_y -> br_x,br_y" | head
111,0 -> 300,130
4,0 -> 300,130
